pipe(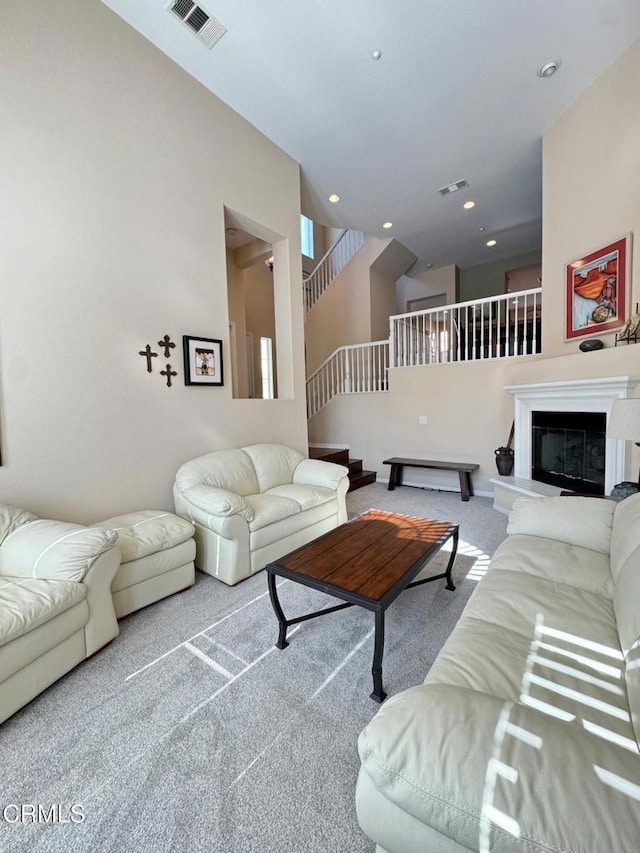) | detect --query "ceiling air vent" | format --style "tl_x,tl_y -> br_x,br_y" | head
168,0 -> 227,50
438,179 -> 469,196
